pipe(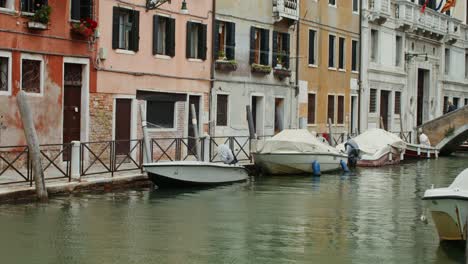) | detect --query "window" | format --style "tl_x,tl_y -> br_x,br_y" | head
0,52 -> 10,94
329,0 -> 336,6
71,0 -> 93,20
337,95 -> 344,124
445,48 -> 450,74
465,50 -> 468,78
21,56 -> 43,94
353,0 -> 359,13
327,95 -> 335,124
371,29 -> 378,62
146,101 -> 175,129
395,35 -> 403,67
250,27 -> 270,65
443,96 -> 448,114
153,15 -> 175,57
351,40 -> 359,72
453,97 -> 460,108
274,98 -> 284,133
215,21 -> 236,60
187,22 -> 207,60
394,91 -> 401,114
338,37 -> 345,70
369,89 -> 377,113
216,94 -> 228,126
308,29 -> 317,66
465,98 -> 468,106
273,31 -> 290,69
328,35 -> 336,68
0,0 -> 14,9
307,93 -> 316,124
21,0 -> 46,13
112,7 -> 140,52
